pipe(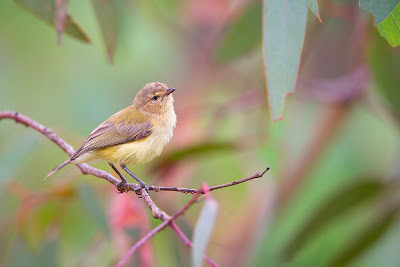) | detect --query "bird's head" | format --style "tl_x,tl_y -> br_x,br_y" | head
133,82 -> 175,115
